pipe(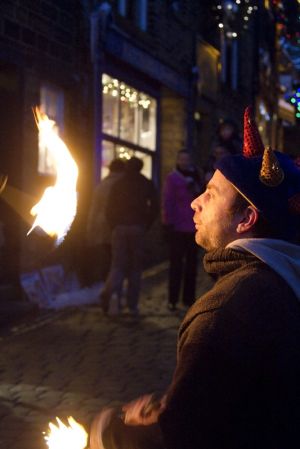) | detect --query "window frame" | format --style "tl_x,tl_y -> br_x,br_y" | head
101,72 -> 158,180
